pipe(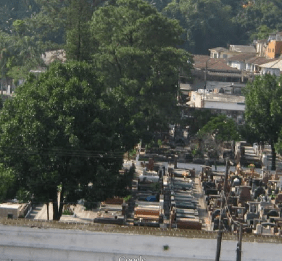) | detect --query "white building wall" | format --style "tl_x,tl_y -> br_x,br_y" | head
204,101 -> 245,111
191,92 -> 203,107
261,68 -> 280,76
0,225 -> 282,261
230,61 -> 245,70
